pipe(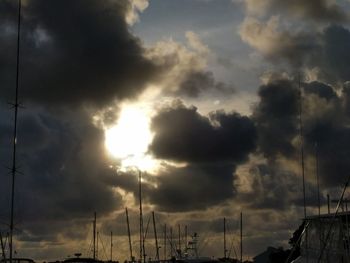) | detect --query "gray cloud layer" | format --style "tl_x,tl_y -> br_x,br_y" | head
0,0 -> 160,107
